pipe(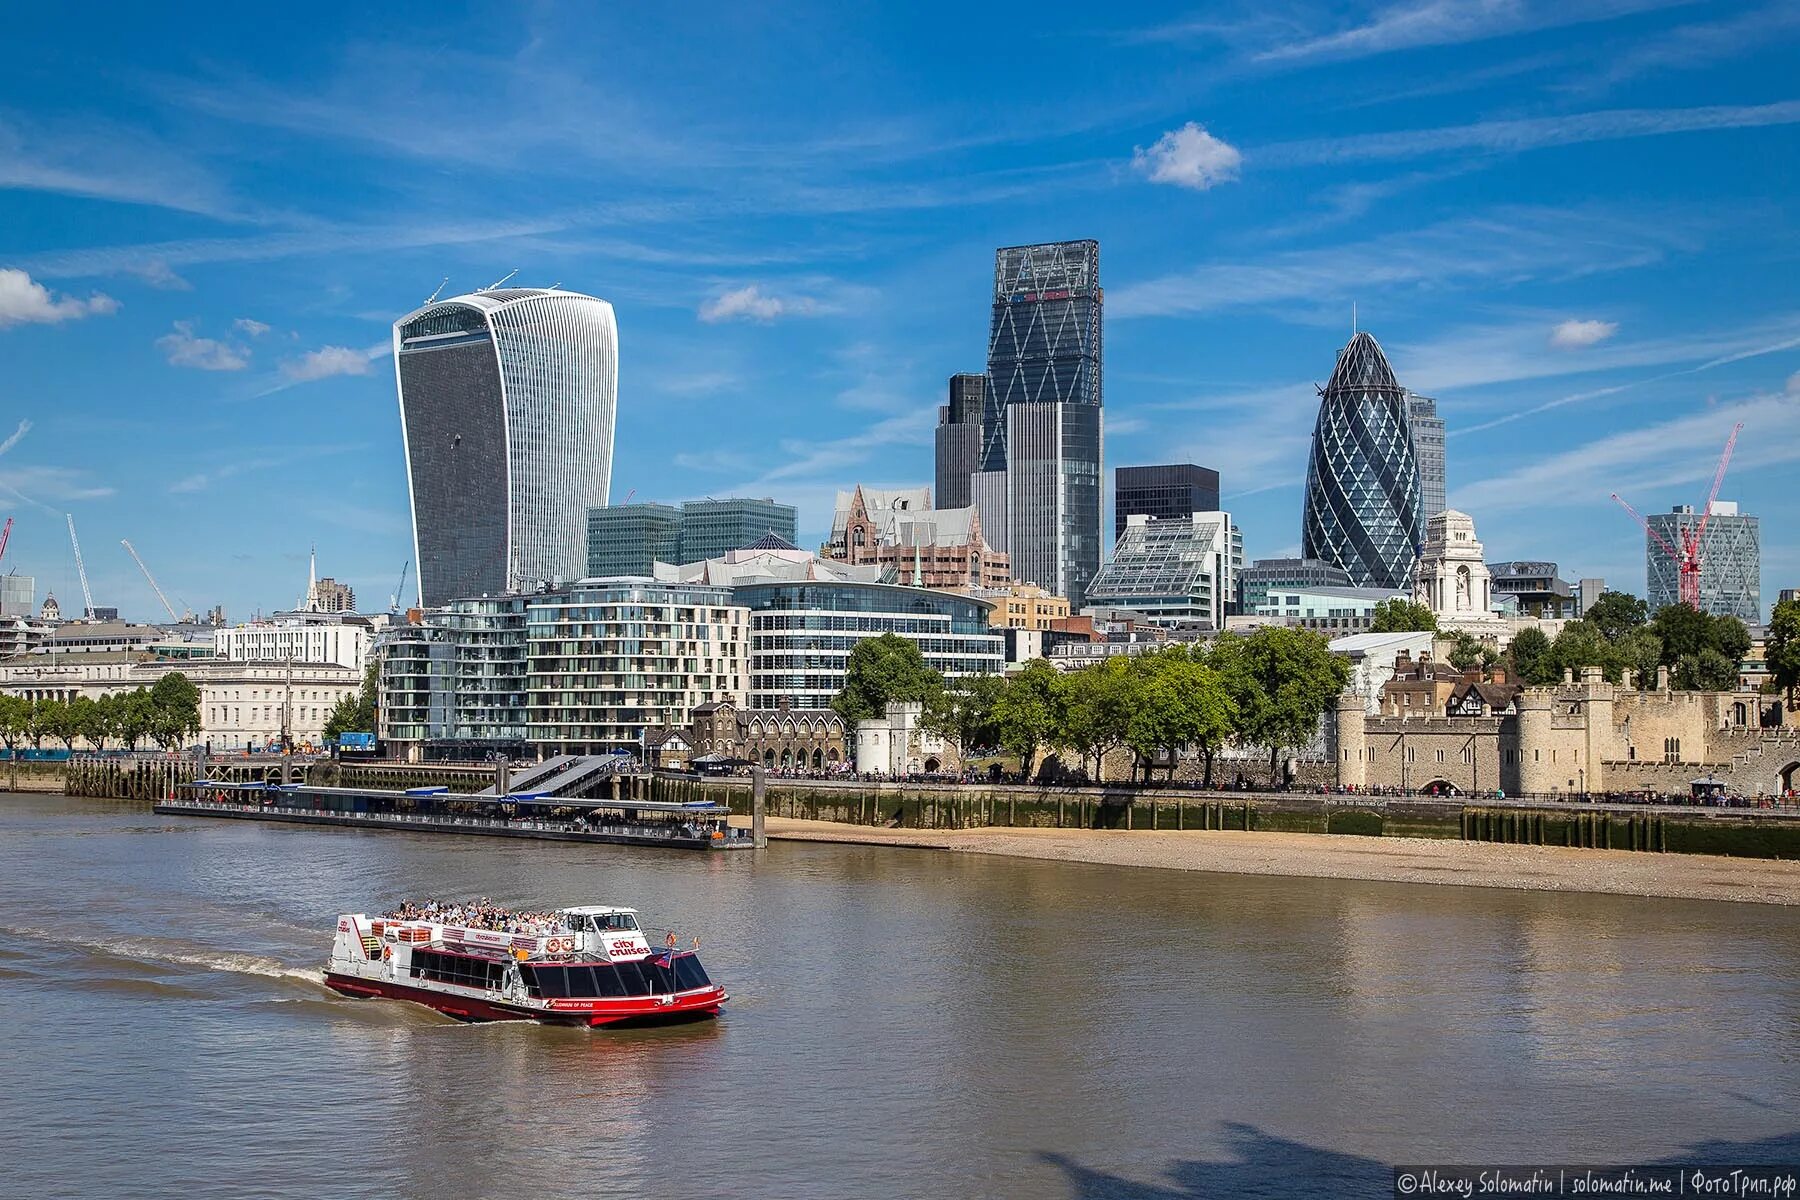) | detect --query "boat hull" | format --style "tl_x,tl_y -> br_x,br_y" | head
324,971 -> 726,1027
